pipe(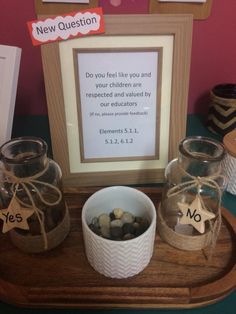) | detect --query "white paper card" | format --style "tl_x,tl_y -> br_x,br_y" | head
0,45 -> 21,146
42,0 -> 89,3
76,50 -> 159,160
159,0 -> 206,3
